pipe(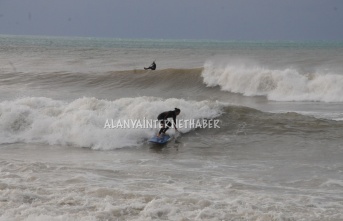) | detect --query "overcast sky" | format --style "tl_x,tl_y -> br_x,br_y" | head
0,0 -> 342,41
